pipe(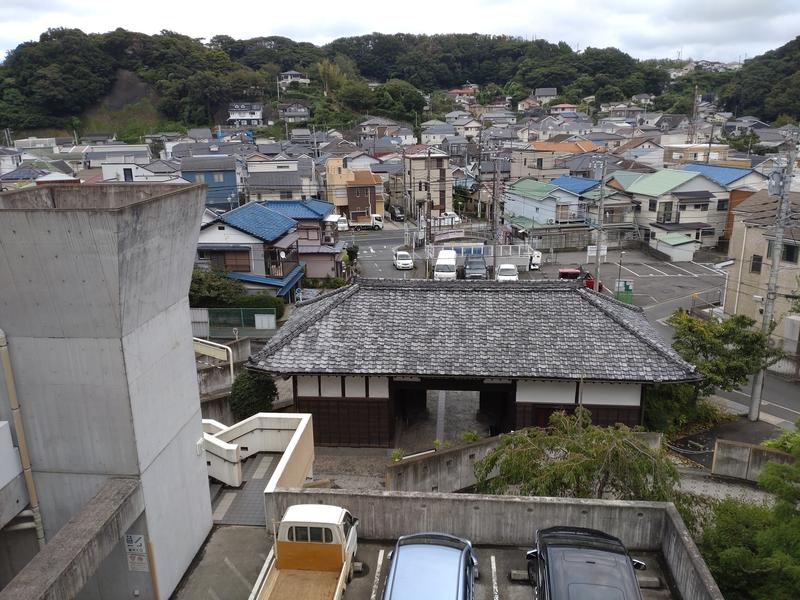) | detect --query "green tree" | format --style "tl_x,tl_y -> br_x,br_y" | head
230,370 -> 277,421
316,58 -> 345,96
667,311 -> 782,397
474,408 -> 678,501
189,267 -> 246,307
